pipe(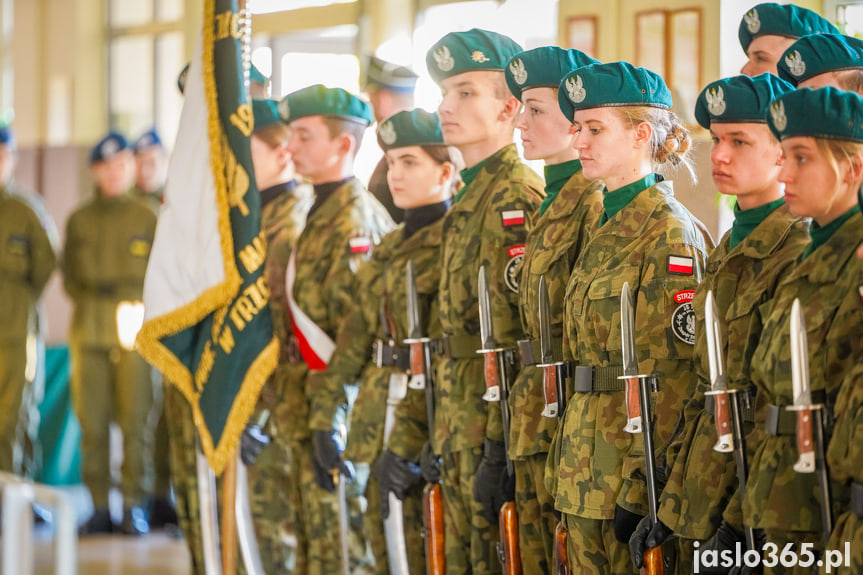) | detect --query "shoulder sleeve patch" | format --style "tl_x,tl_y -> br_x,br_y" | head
501,210 -> 525,226
504,244 -> 525,293
671,301 -> 696,345
667,255 -> 694,275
